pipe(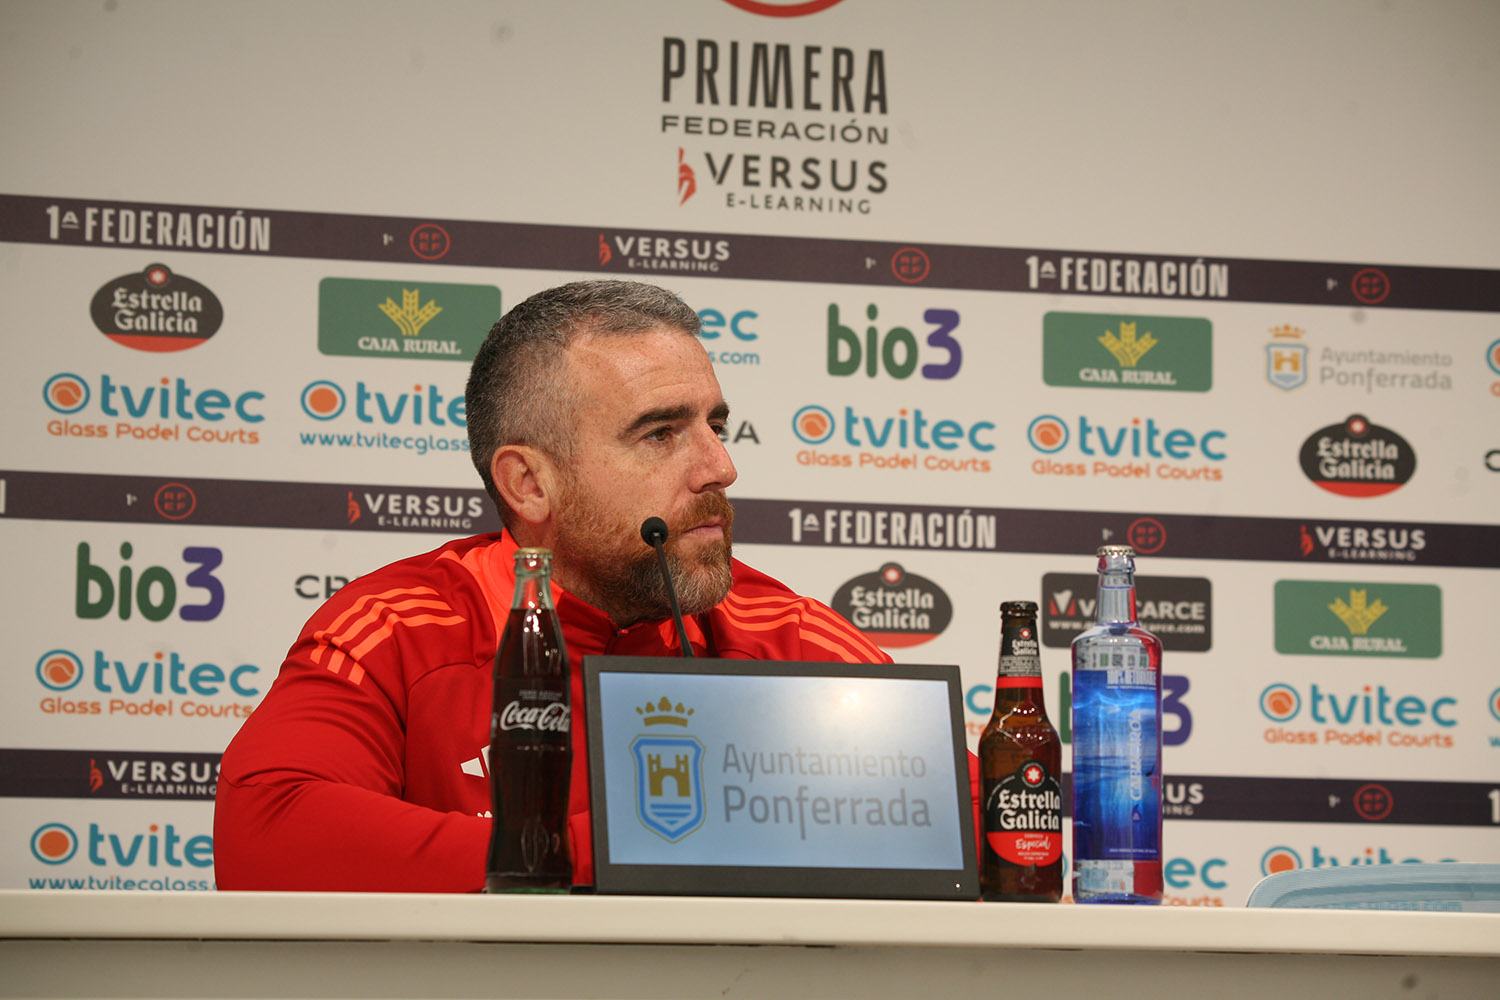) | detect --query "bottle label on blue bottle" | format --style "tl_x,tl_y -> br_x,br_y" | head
1071,664 -> 1161,861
